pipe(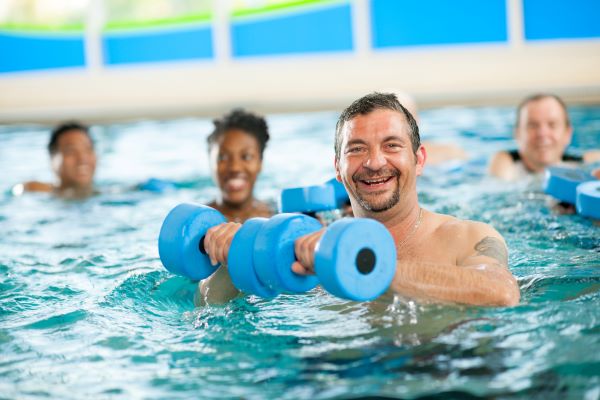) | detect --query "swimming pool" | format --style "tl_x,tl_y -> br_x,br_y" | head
1,106 -> 599,399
